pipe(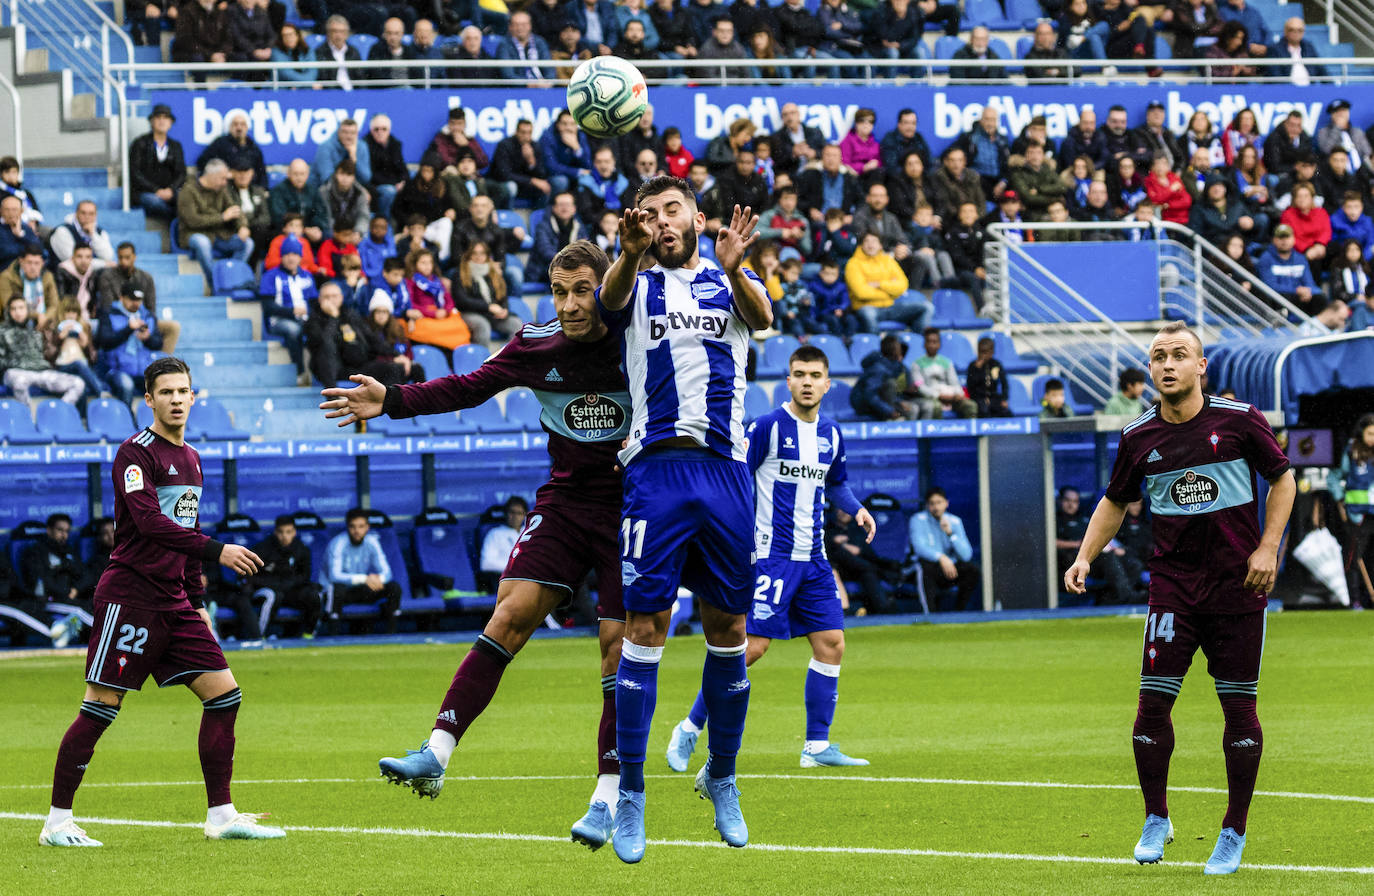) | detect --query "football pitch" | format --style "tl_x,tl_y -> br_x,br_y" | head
2,612 -> 1371,895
